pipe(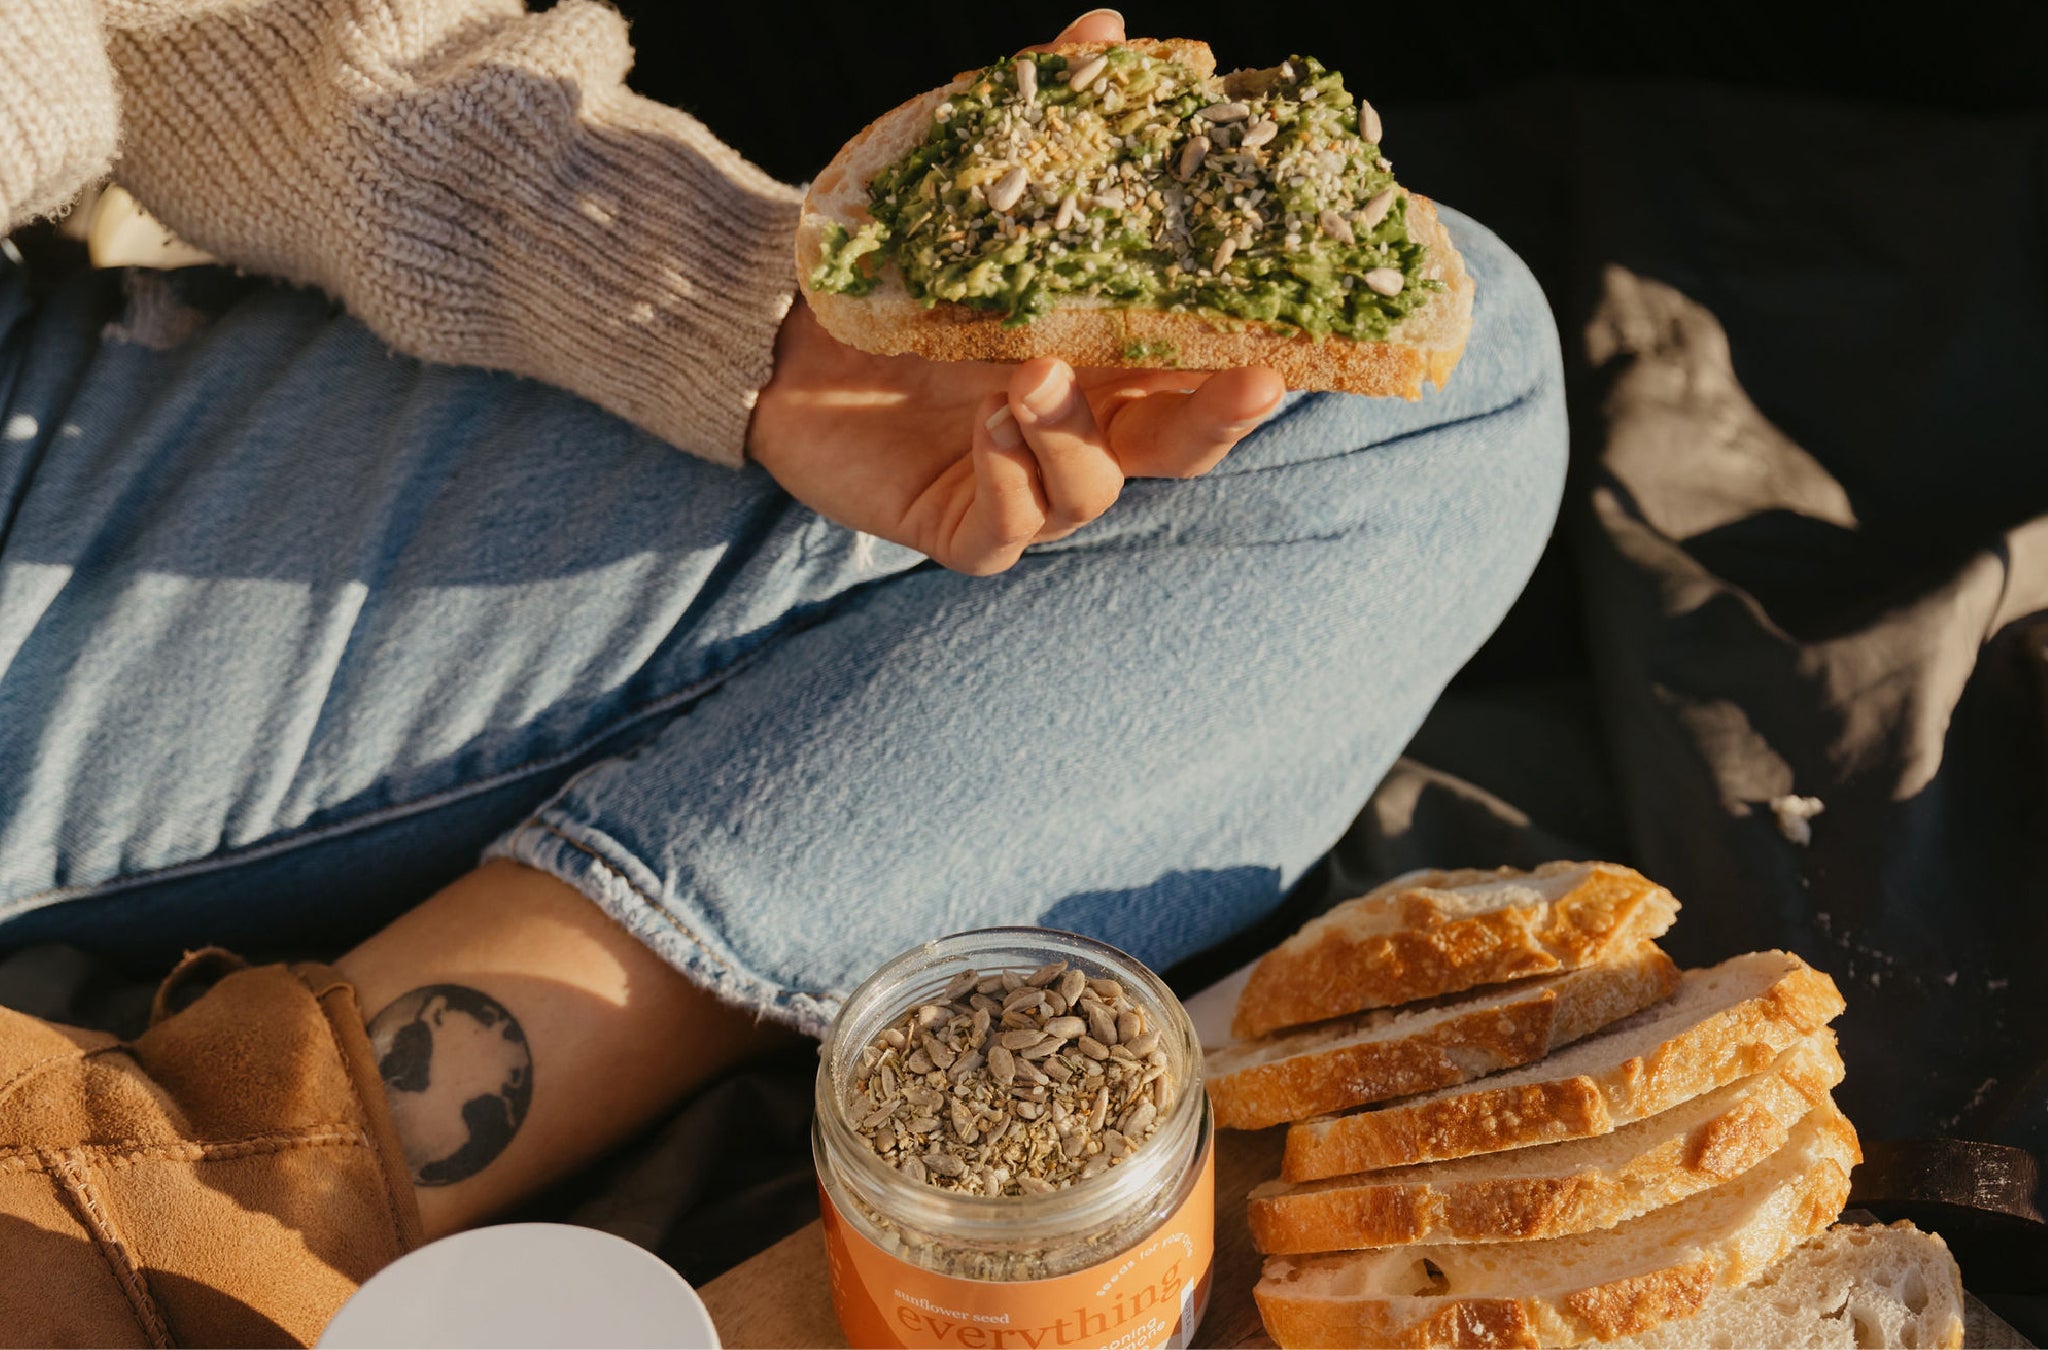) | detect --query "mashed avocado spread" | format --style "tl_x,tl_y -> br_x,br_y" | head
812,48 -> 1440,341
